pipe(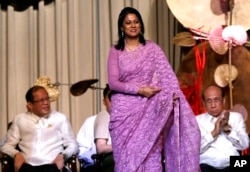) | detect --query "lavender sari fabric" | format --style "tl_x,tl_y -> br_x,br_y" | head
107,41 -> 200,172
